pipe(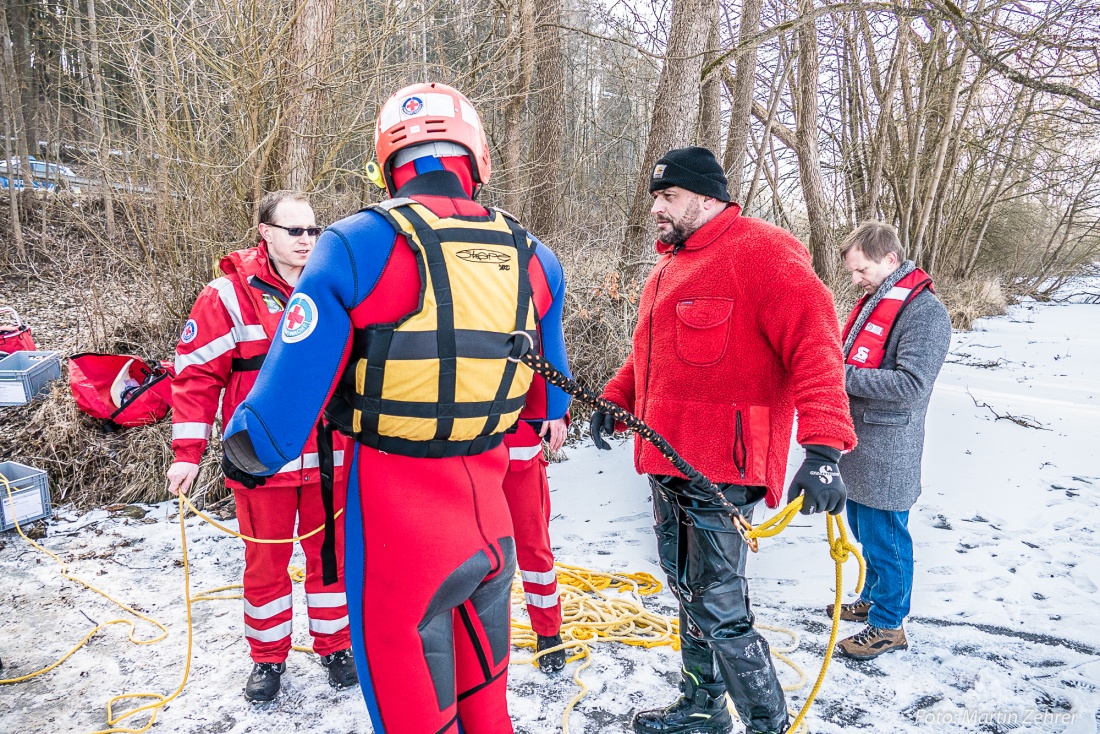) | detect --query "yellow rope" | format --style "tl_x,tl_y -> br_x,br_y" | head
0,473 -> 335,729
178,494 -> 343,544
509,498 -> 865,734
1,472 -> 195,733
4,465 -> 861,733
748,497 -> 865,733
